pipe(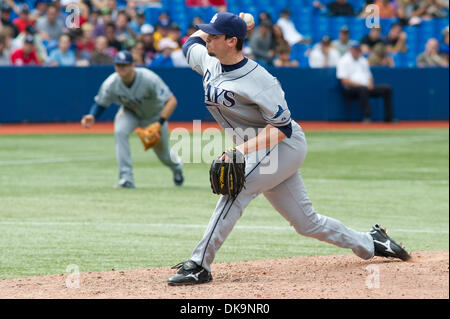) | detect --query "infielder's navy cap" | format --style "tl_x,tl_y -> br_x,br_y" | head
197,12 -> 247,41
114,50 -> 134,64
